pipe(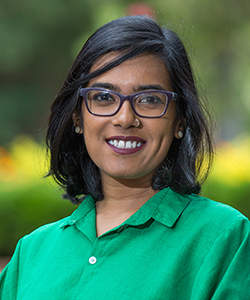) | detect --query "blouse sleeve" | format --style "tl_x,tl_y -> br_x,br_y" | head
0,238 -> 23,300
191,216 -> 250,300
